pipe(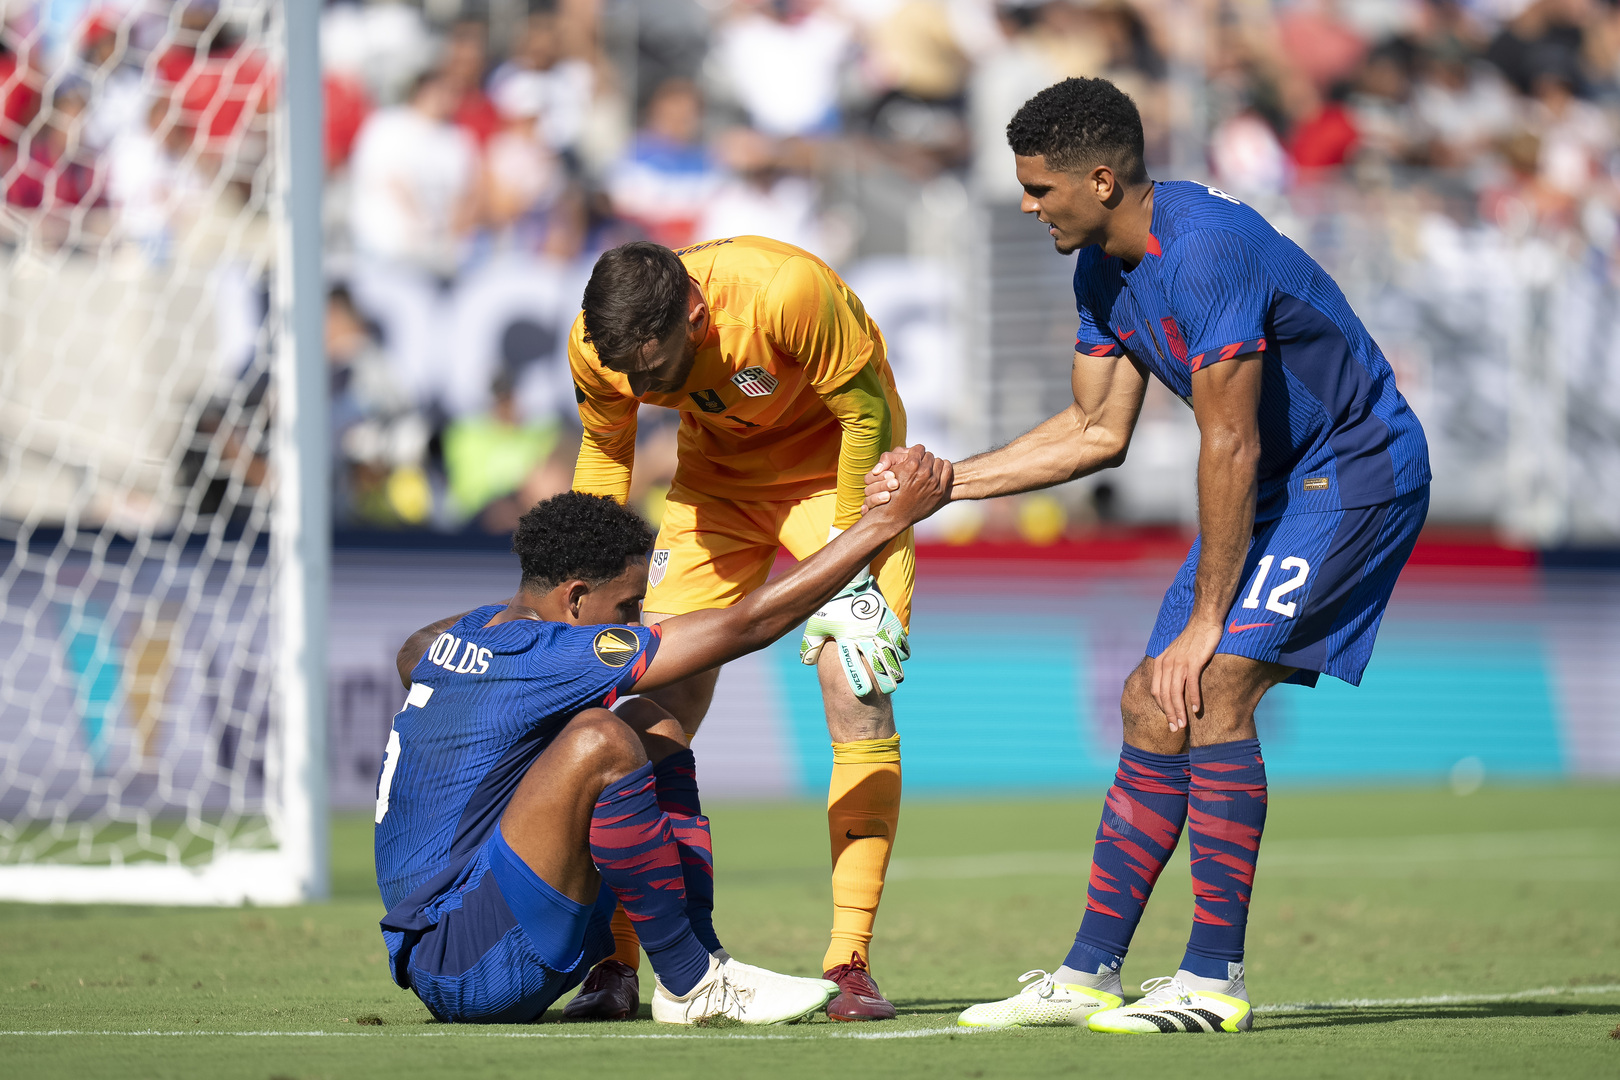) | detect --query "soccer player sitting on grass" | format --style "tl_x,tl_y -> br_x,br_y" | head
374,449 -> 950,1025
865,77 -> 1431,1034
